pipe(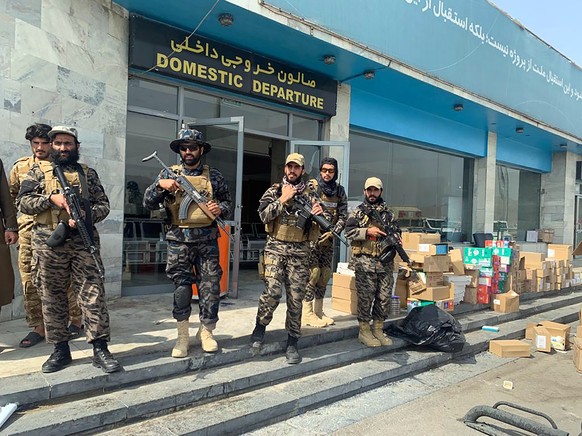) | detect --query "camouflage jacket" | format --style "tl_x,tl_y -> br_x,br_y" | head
9,156 -> 38,234
17,163 -> 110,240
143,165 -> 232,243
307,179 -> 348,235
345,199 -> 399,242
